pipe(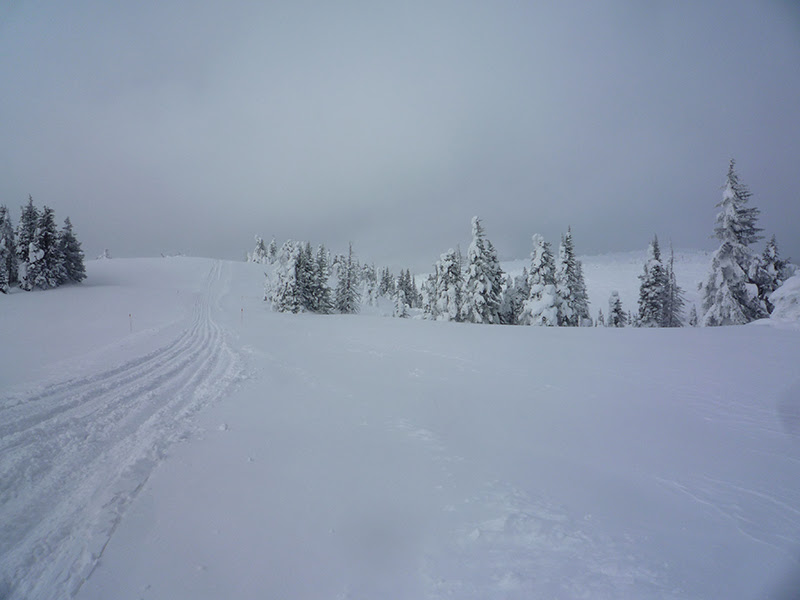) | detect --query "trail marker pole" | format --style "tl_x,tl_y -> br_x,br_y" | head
241,307 -> 243,325
129,313 -> 132,333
